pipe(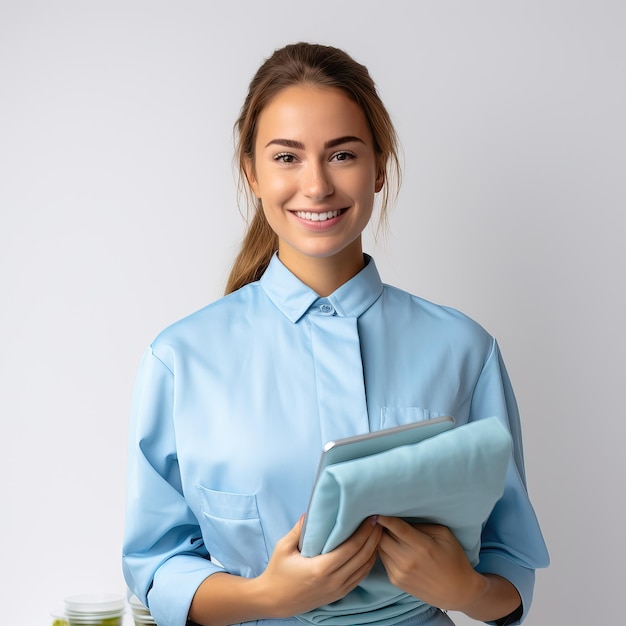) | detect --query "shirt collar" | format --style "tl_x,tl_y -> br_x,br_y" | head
260,253 -> 384,323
